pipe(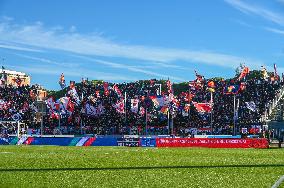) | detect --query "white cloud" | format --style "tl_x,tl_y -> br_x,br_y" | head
0,20 -> 263,70
0,43 -> 43,52
9,63 -> 136,82
13,53 -> 80,68
265,27 -> 284,35
74,55 -> 186,81
225,0 -> 284,26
